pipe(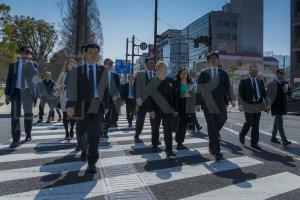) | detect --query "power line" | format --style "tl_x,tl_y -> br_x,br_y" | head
157,17 -> 178,30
